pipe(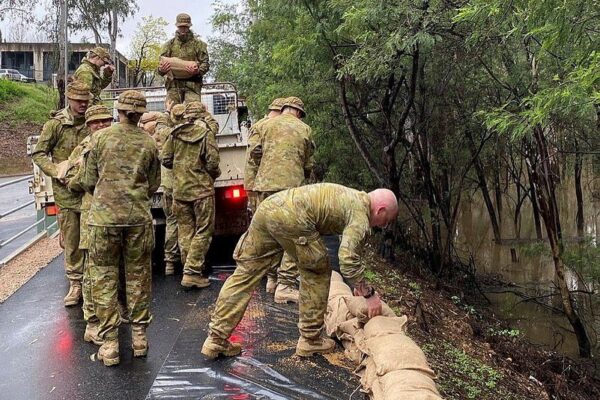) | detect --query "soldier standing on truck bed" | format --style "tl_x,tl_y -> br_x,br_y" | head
31,81 -> 91,307
73,47 -> 115,105
80,90 -> 161,367
202,183 -> 398,359
64,105 -> 113,346
246,96 -> 316,304
153,101 -> 186,275
157,13 -> 209,105
162,102 -> 221,289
